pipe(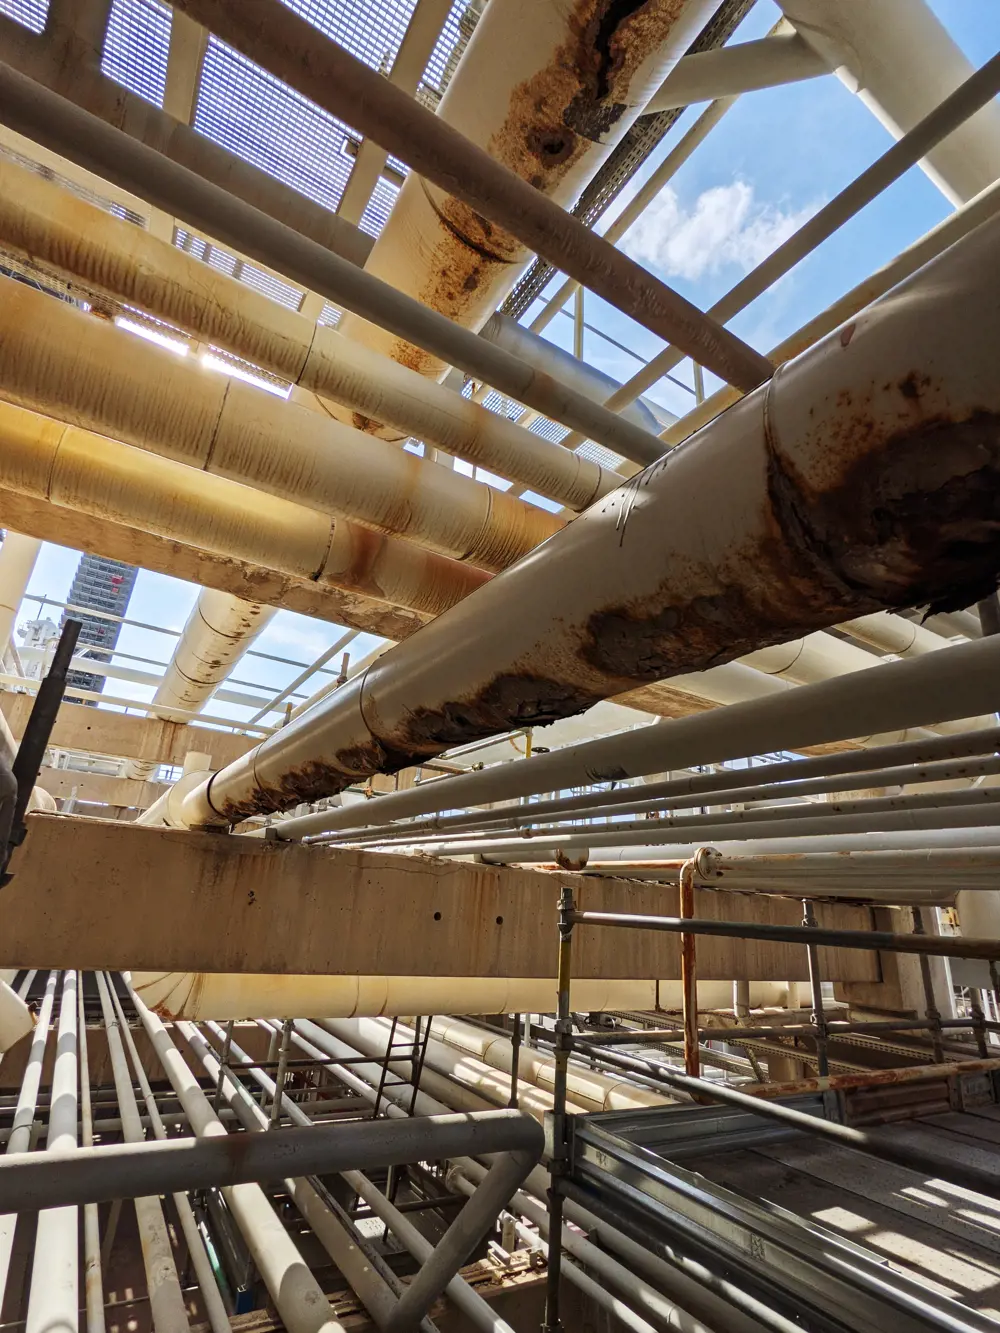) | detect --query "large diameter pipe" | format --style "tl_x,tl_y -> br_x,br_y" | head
0,157 -> 616,508
780,0 -> 1000,206
0,62 -> 668,470
189,216 -> 1000,826
0,278 -> 561,573
172,0 -> 770,394
0,401 -> 484,625
151,591 -> 276,723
